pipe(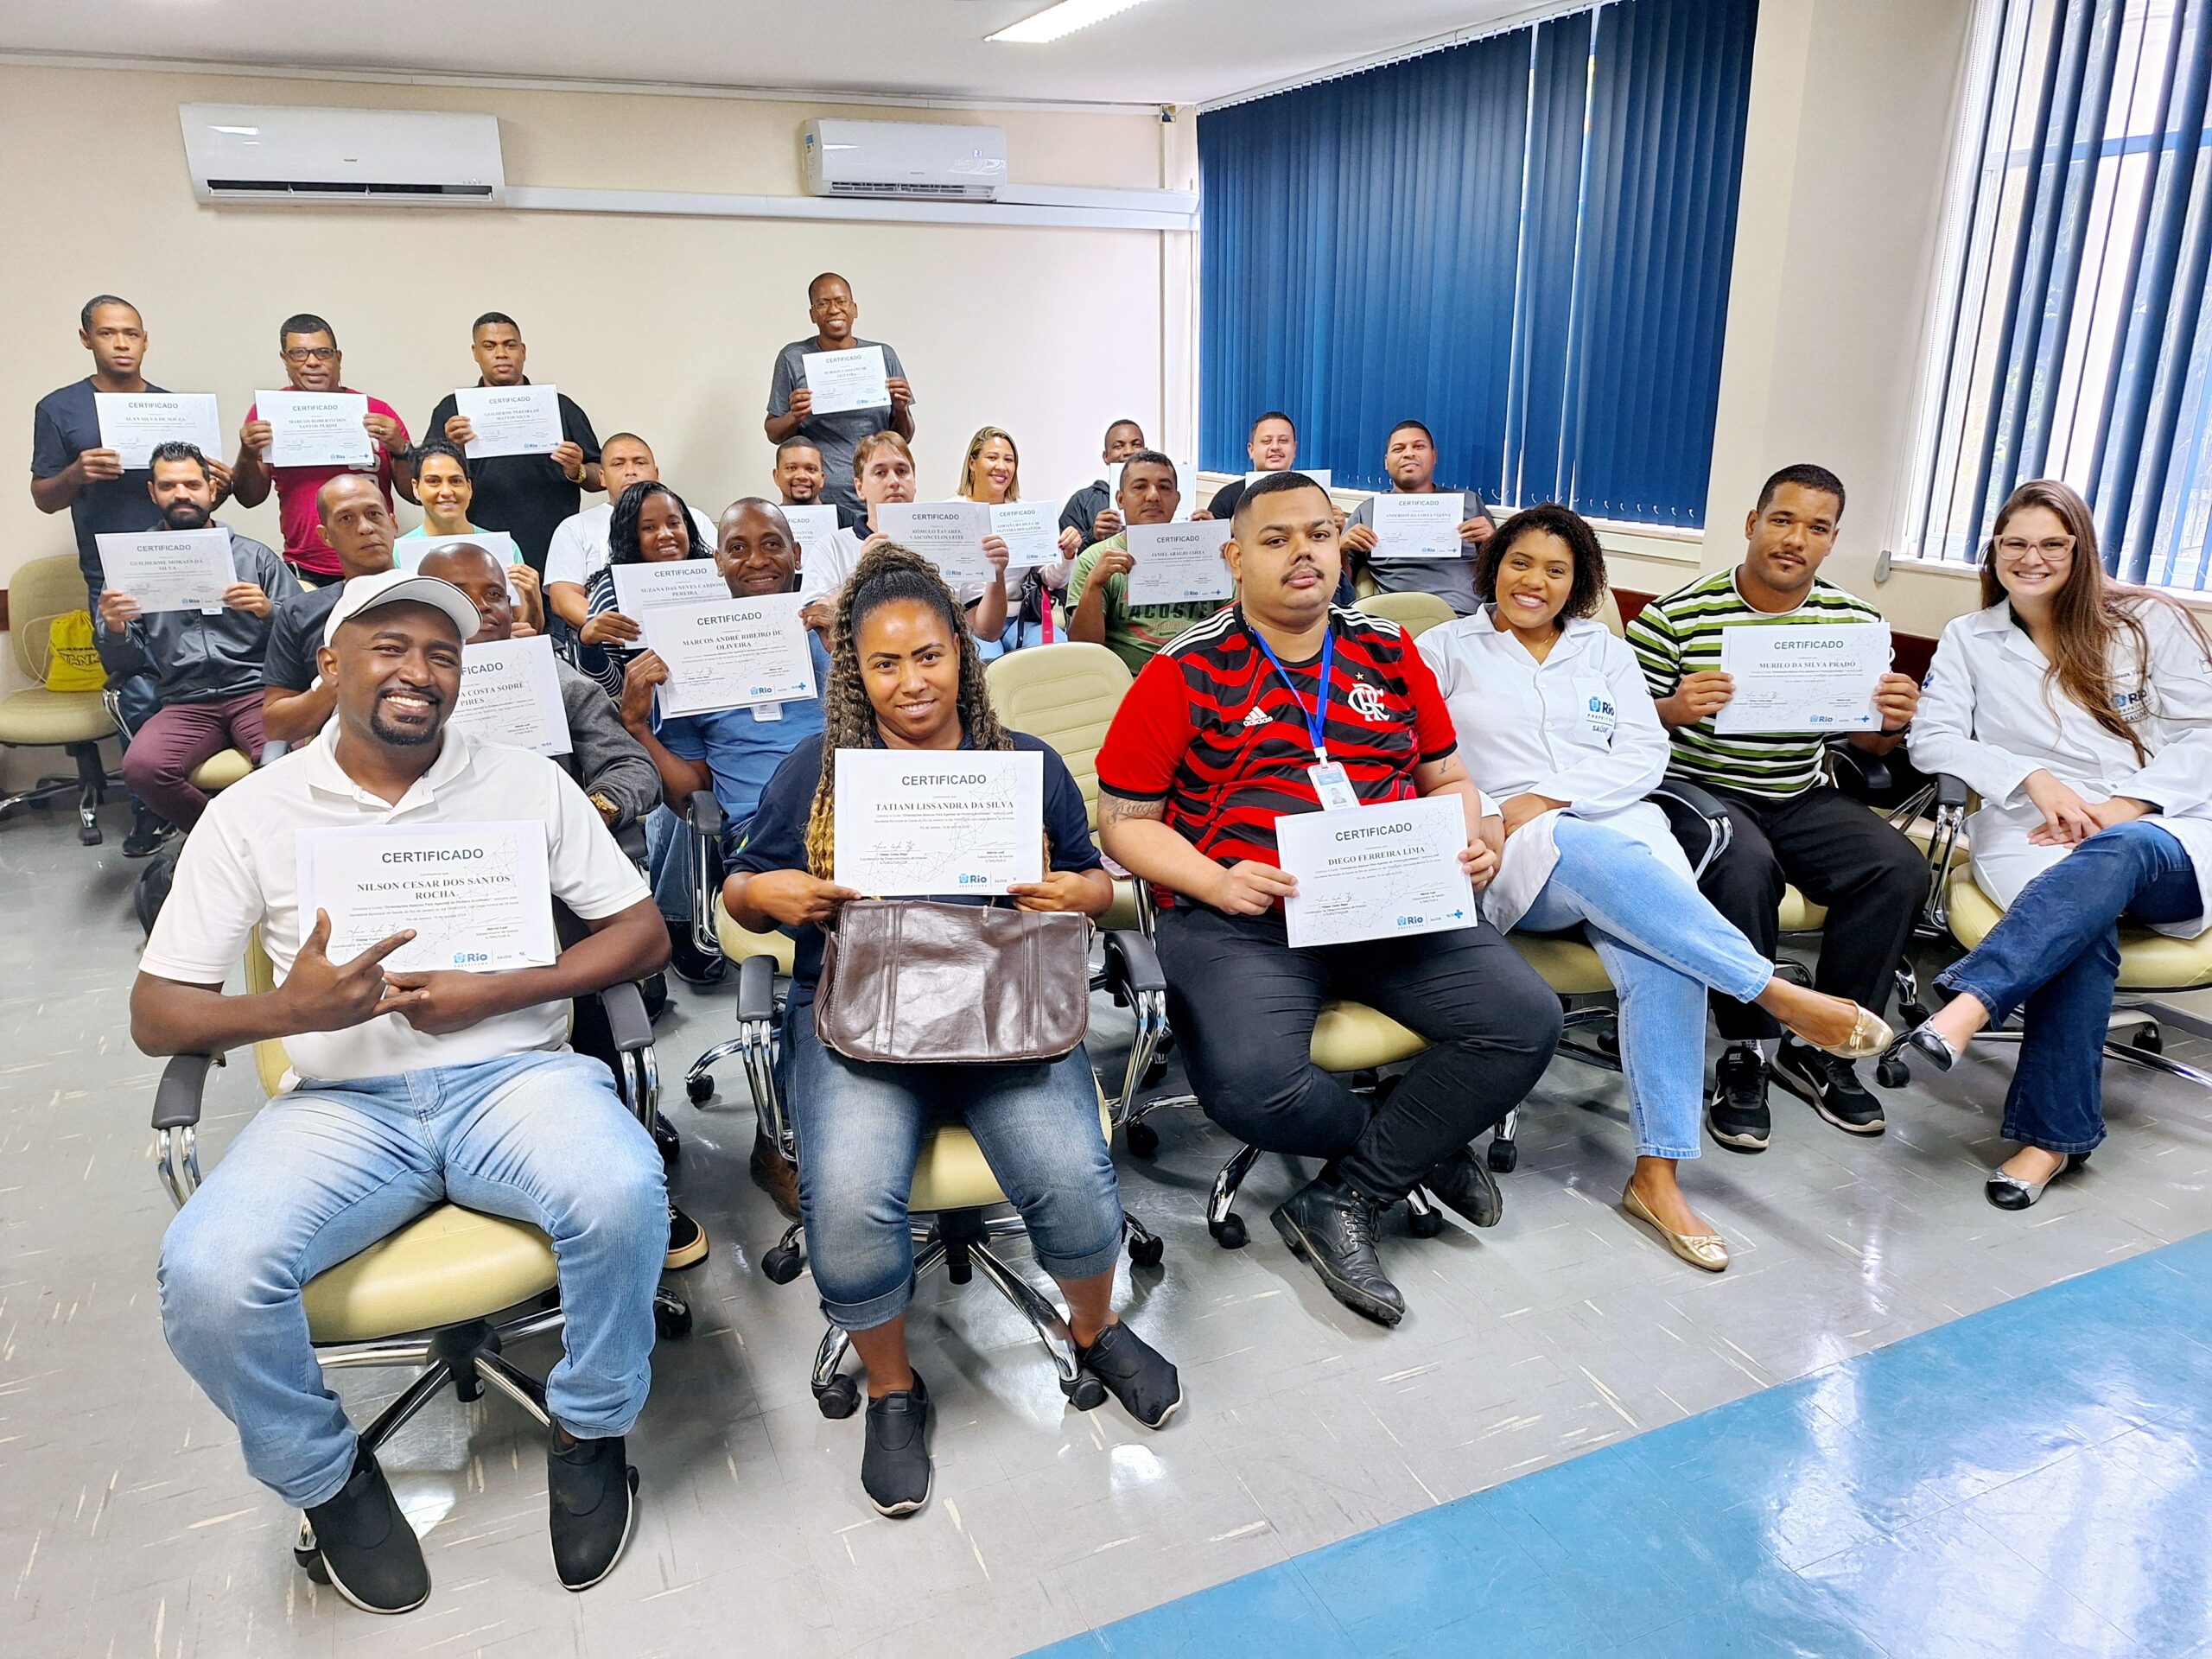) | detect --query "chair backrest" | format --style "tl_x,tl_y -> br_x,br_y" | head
1355,589 -> 1455,639
9,555 -> 92,682
1595,589 -> 1625,638
984,641 -> 1134,831
244,930 -> 295,1099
